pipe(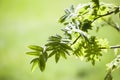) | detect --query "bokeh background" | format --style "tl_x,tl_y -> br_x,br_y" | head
0,0 -> 120,80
